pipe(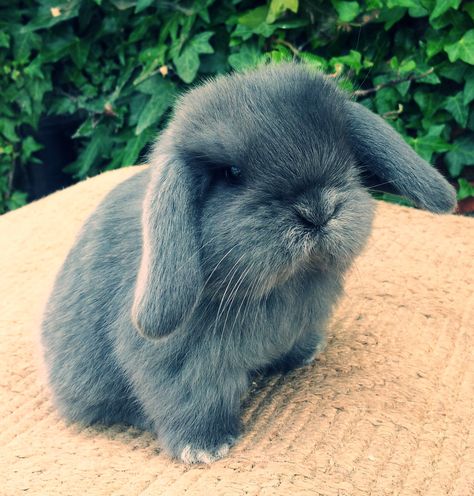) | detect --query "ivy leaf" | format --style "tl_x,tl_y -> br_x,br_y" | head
375,87 -> 400,115
190,32 -> 215,55
239,6 -> 268,28
266,0 -> 299,24
413,63 -> 441,85
121,129 -> 153,166
237,6 -> 277,36
395,80 -> 411,96
385,0 -> 428,16
28,77 -> 53,102
199,48 -> 229,74
266,44 -> 293,63
21,0 -> 81,32
457,178 -> 474,200
228,44 -> 263,71
399,59 -> 416,72
408,1 -> 429,17
135,0 -> 154,13
464,69 -> 474,105
13,31 -> 41,62
445,135 -> 474,177
135,74 -> 167,95
174,46 -> 200,83
227,12 -> 280,40
135,45 -> 167,85
414,90 -> 443,118
109,0 -> 136,9
299,52 -> 328,71
425,35 -> 445,59
6,191 -> 28,211
366,0 -> 383,7
129,16 -> 156,42
0,32 -> 10,48
21,136 -> 43,162
128,94 -> 148,127
273,19 -> 309,29
231,24 -> 256,42
408,125 -> 451,161
386,0 -> 418,8
65,126 -> 109,179
73,118 -> 96,139
251,23 -> 277,37
377,7 -> 405,30
429,9 -> 463,29
40,31 -> 76,63
23,56 -> 44,79
430,0 -> 461,20
442,93 -> 469,127
445,30 -> 474,65
135,81 -> 175,135
464,3 -> 474,21
197,6 -> 210,23
438,61 -> 466,82
0,120 -> 19,142
159,14 -> 180,45
47,97 -> 77,115
70,40 -> 90,69
331,0 -> 361,22
173,32 -> 214,83
330,50 -> 370,74
138,45 -> 167,67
